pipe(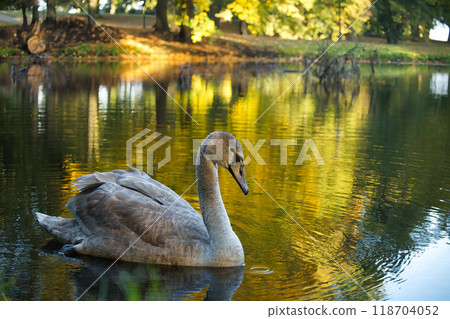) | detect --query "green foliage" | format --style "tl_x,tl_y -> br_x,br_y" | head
369,0 -> 448,43
144,0 -> 158,10
56,44 -> 121,57
217,0 -> 301,37
190,11 -> 217,42
174,0 -> 218,43
0,0 -> 22,9
217,0 -> 371,40
0,47 -> 20,58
